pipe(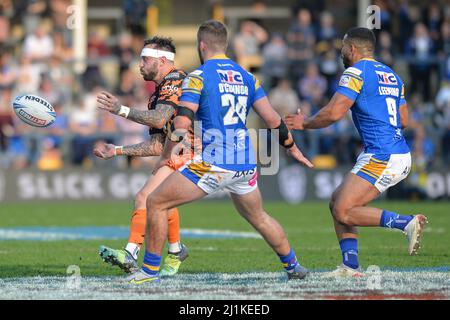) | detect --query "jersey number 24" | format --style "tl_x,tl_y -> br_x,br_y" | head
222,94 -> 248,125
